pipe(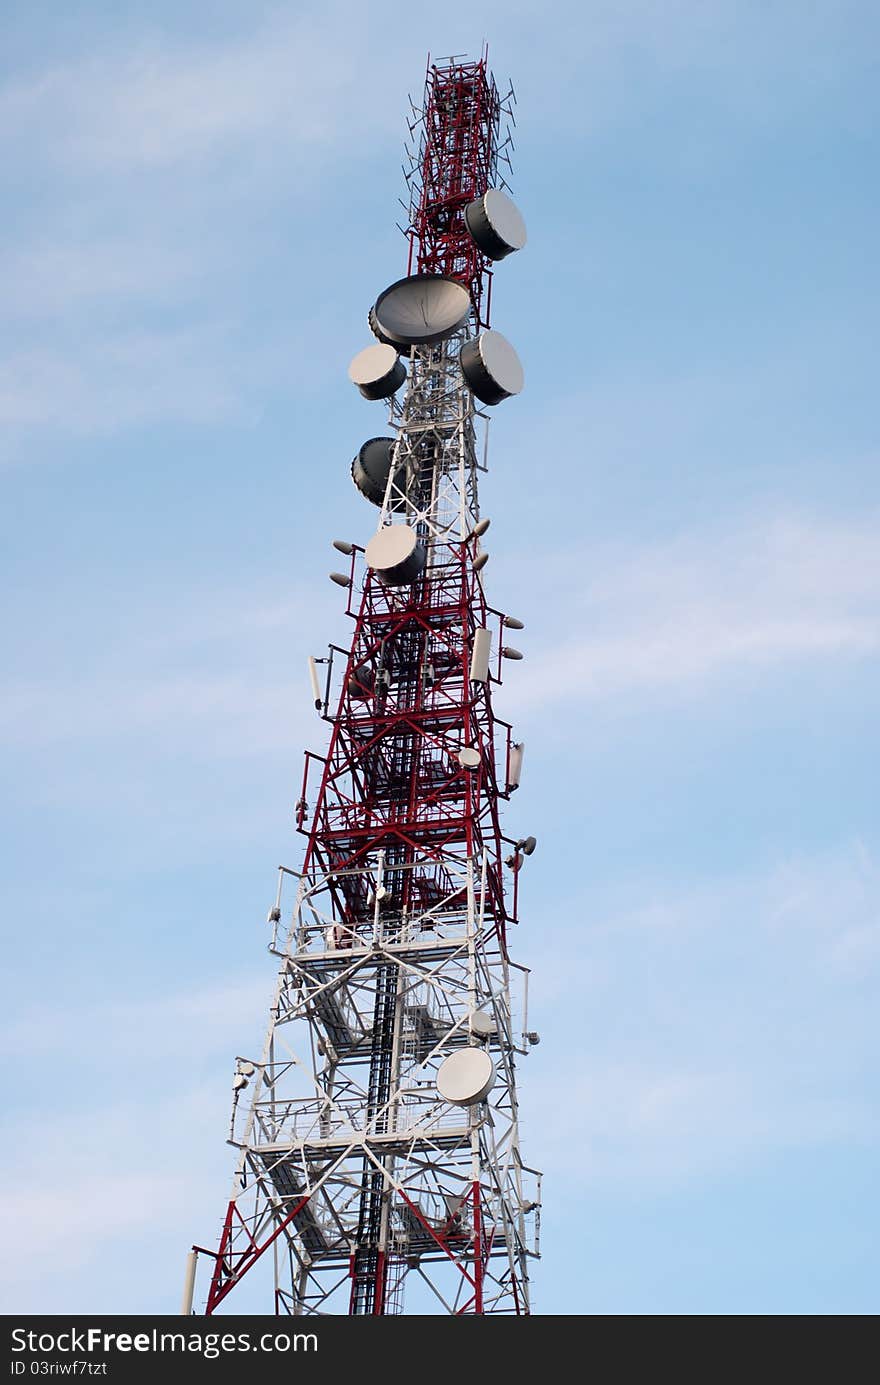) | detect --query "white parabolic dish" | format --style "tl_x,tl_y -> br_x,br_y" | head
436,1048 -> 495,1106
